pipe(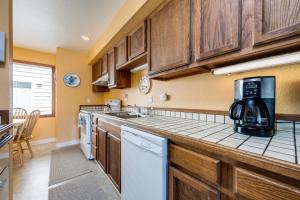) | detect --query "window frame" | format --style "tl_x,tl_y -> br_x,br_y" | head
13,59 -> 56,118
